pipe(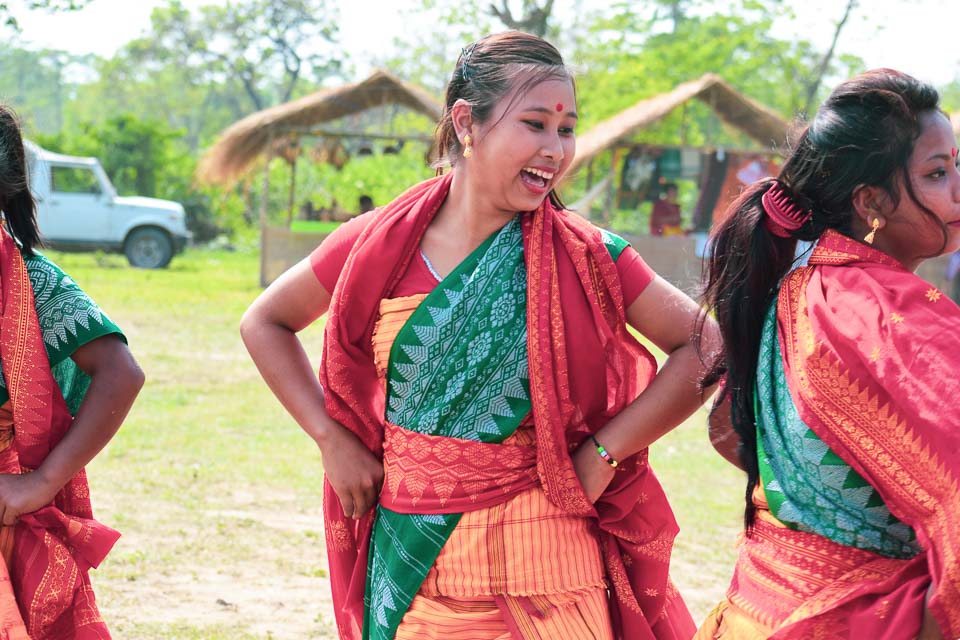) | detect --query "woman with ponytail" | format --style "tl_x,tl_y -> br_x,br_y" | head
243,31 -> 718,640
697,69 -> 960,639
0,104 -> 143,638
